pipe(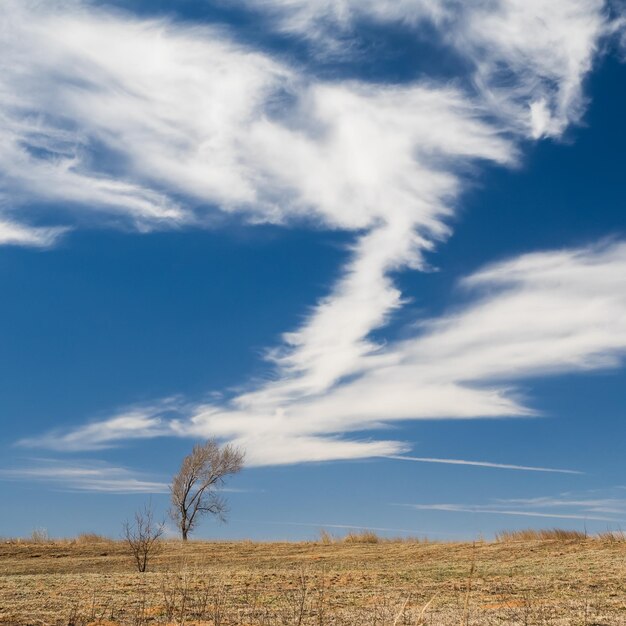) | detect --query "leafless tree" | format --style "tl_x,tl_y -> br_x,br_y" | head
122,501 -> 165,572
170,439 -> 245,541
